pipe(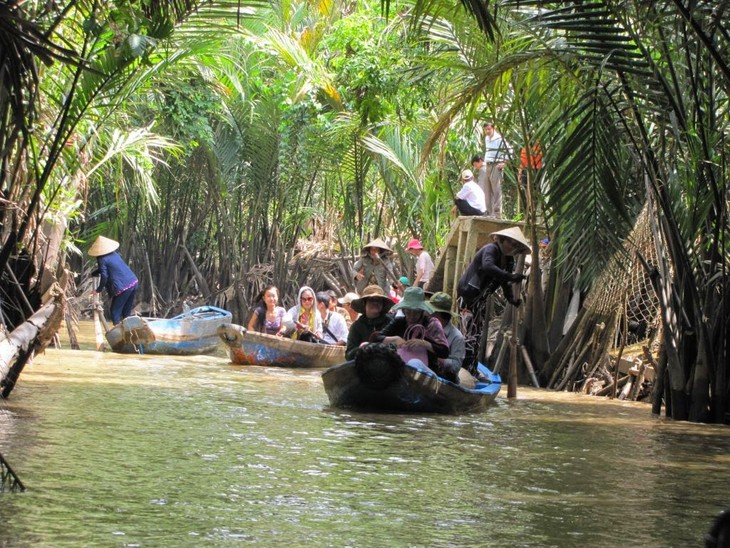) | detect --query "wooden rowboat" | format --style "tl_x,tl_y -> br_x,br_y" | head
105,306 -> 232,355
217,323 -> 346,368
322,343 -> 501,414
